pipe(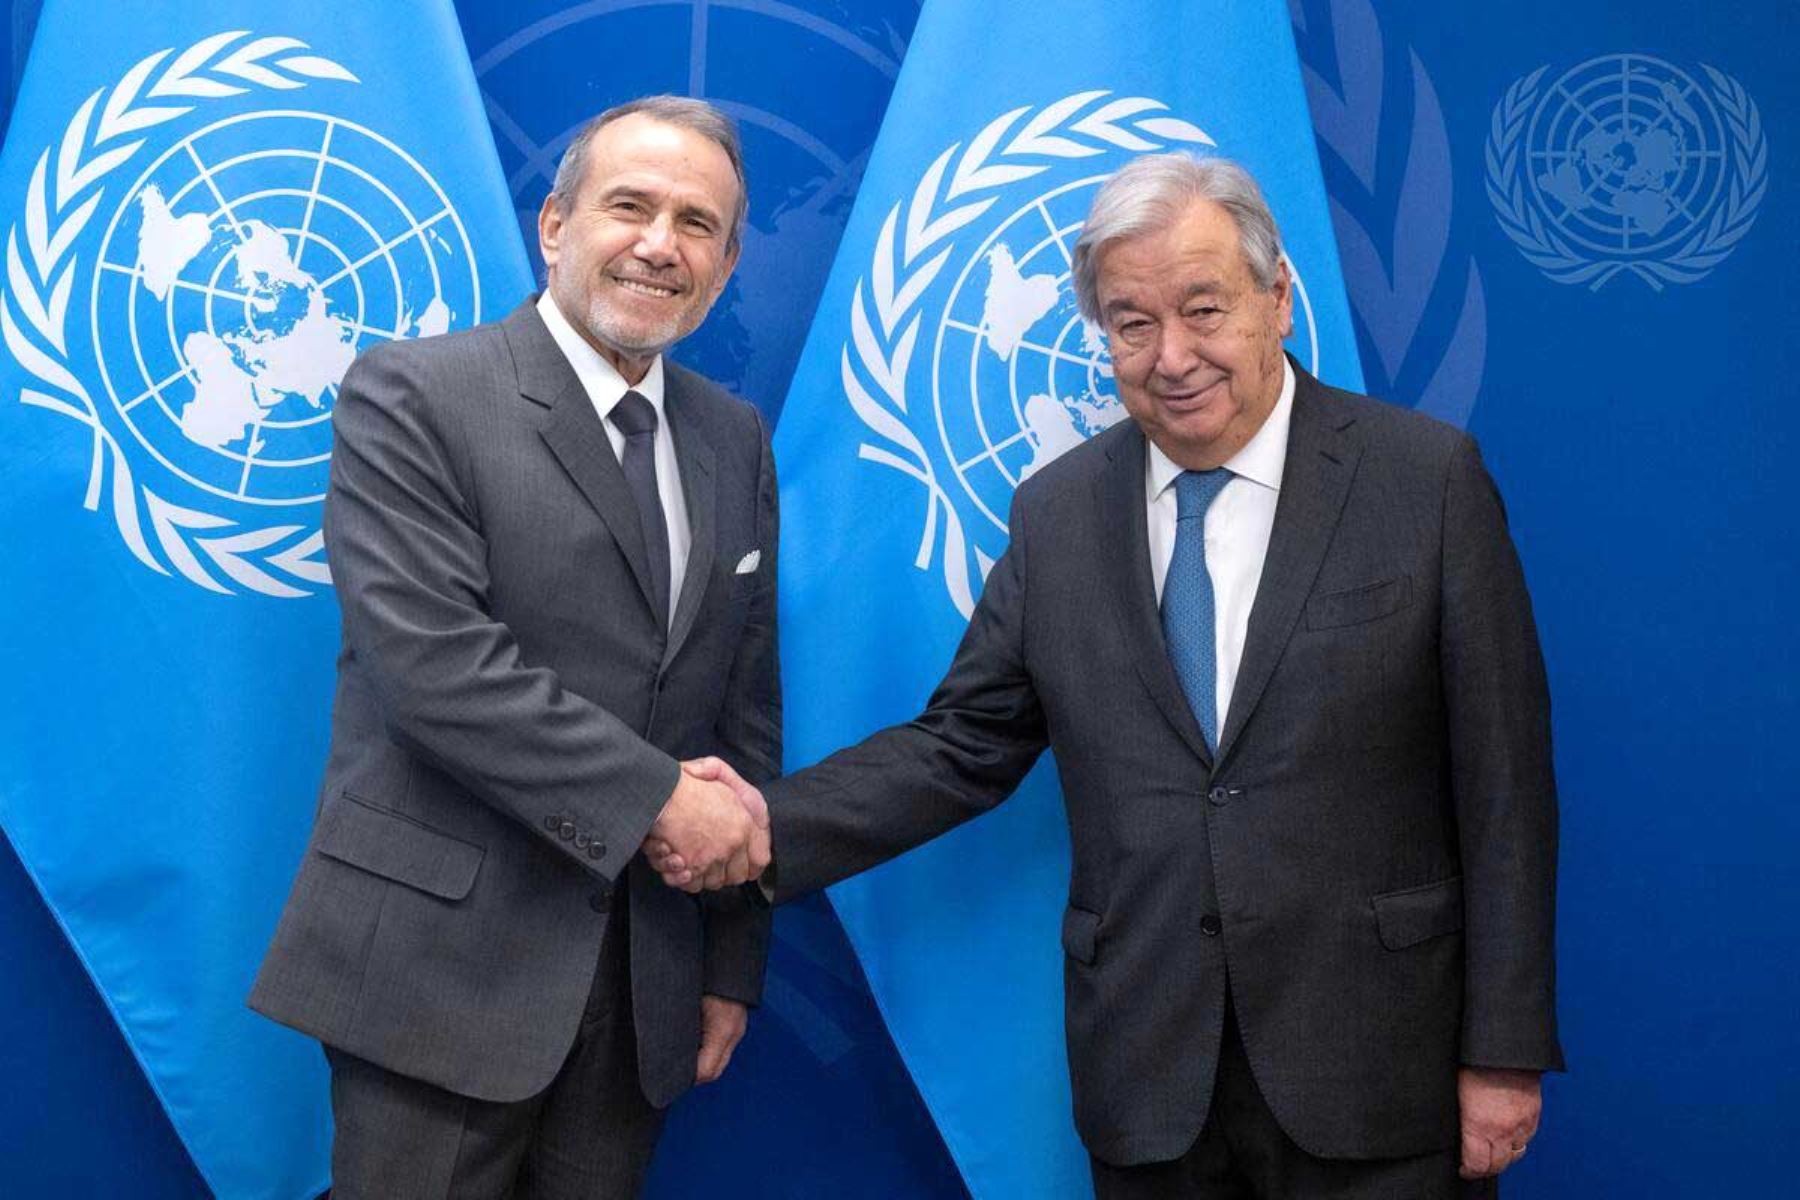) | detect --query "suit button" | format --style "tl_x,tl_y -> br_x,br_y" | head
587,842 -> 606,860
558,821 -> 577,841
574,832 -> 591,850
1200,915 -> 1222,936
588,891 -> 611,913
1207,787 -> 1229,806
544,814 -> 561,831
